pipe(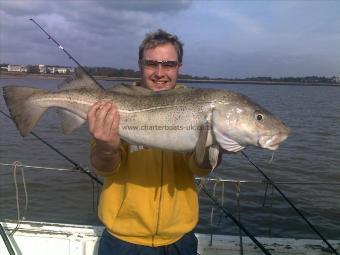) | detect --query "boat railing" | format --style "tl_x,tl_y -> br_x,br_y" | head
1,161 -> 340,255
